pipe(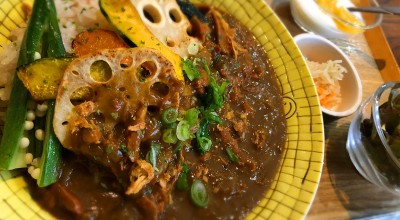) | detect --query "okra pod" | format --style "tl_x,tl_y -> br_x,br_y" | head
0,0 -> 66,187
